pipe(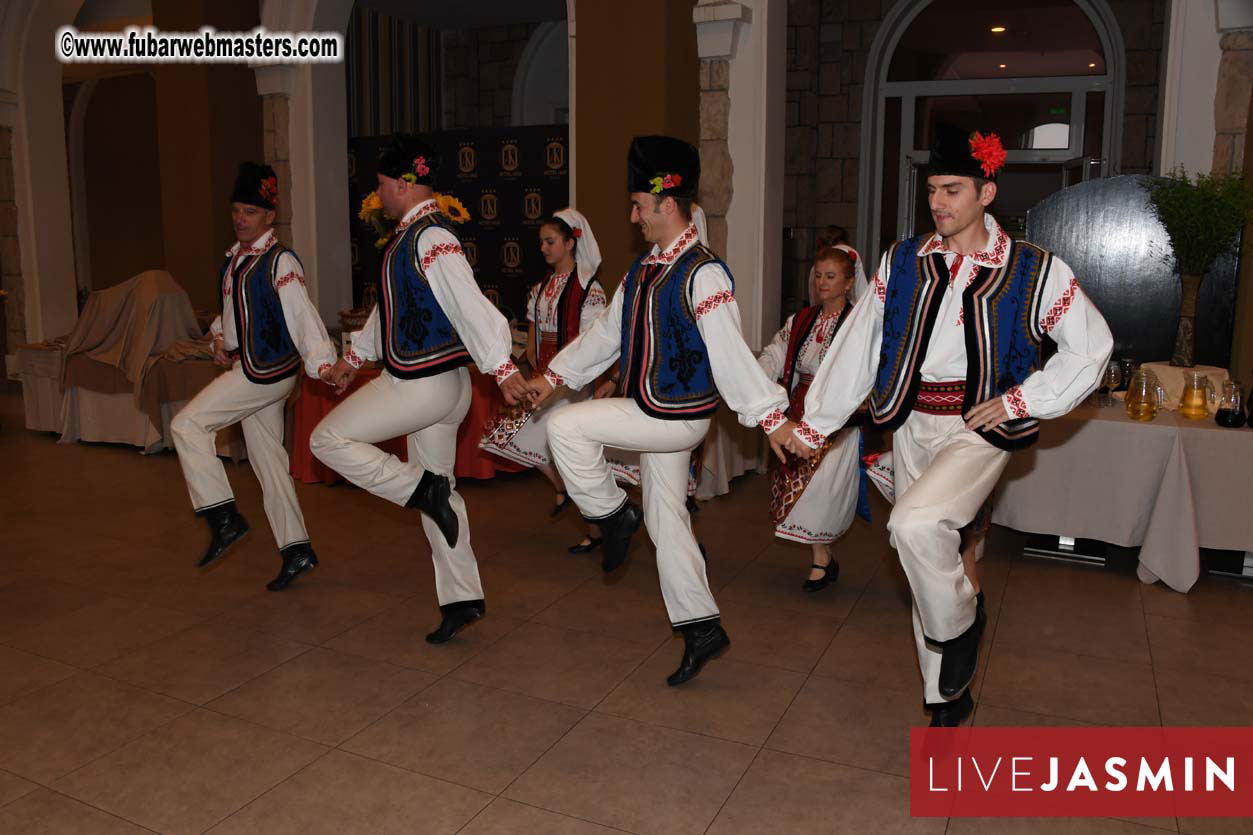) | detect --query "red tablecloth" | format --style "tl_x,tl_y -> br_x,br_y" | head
289,366 -> 524,485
